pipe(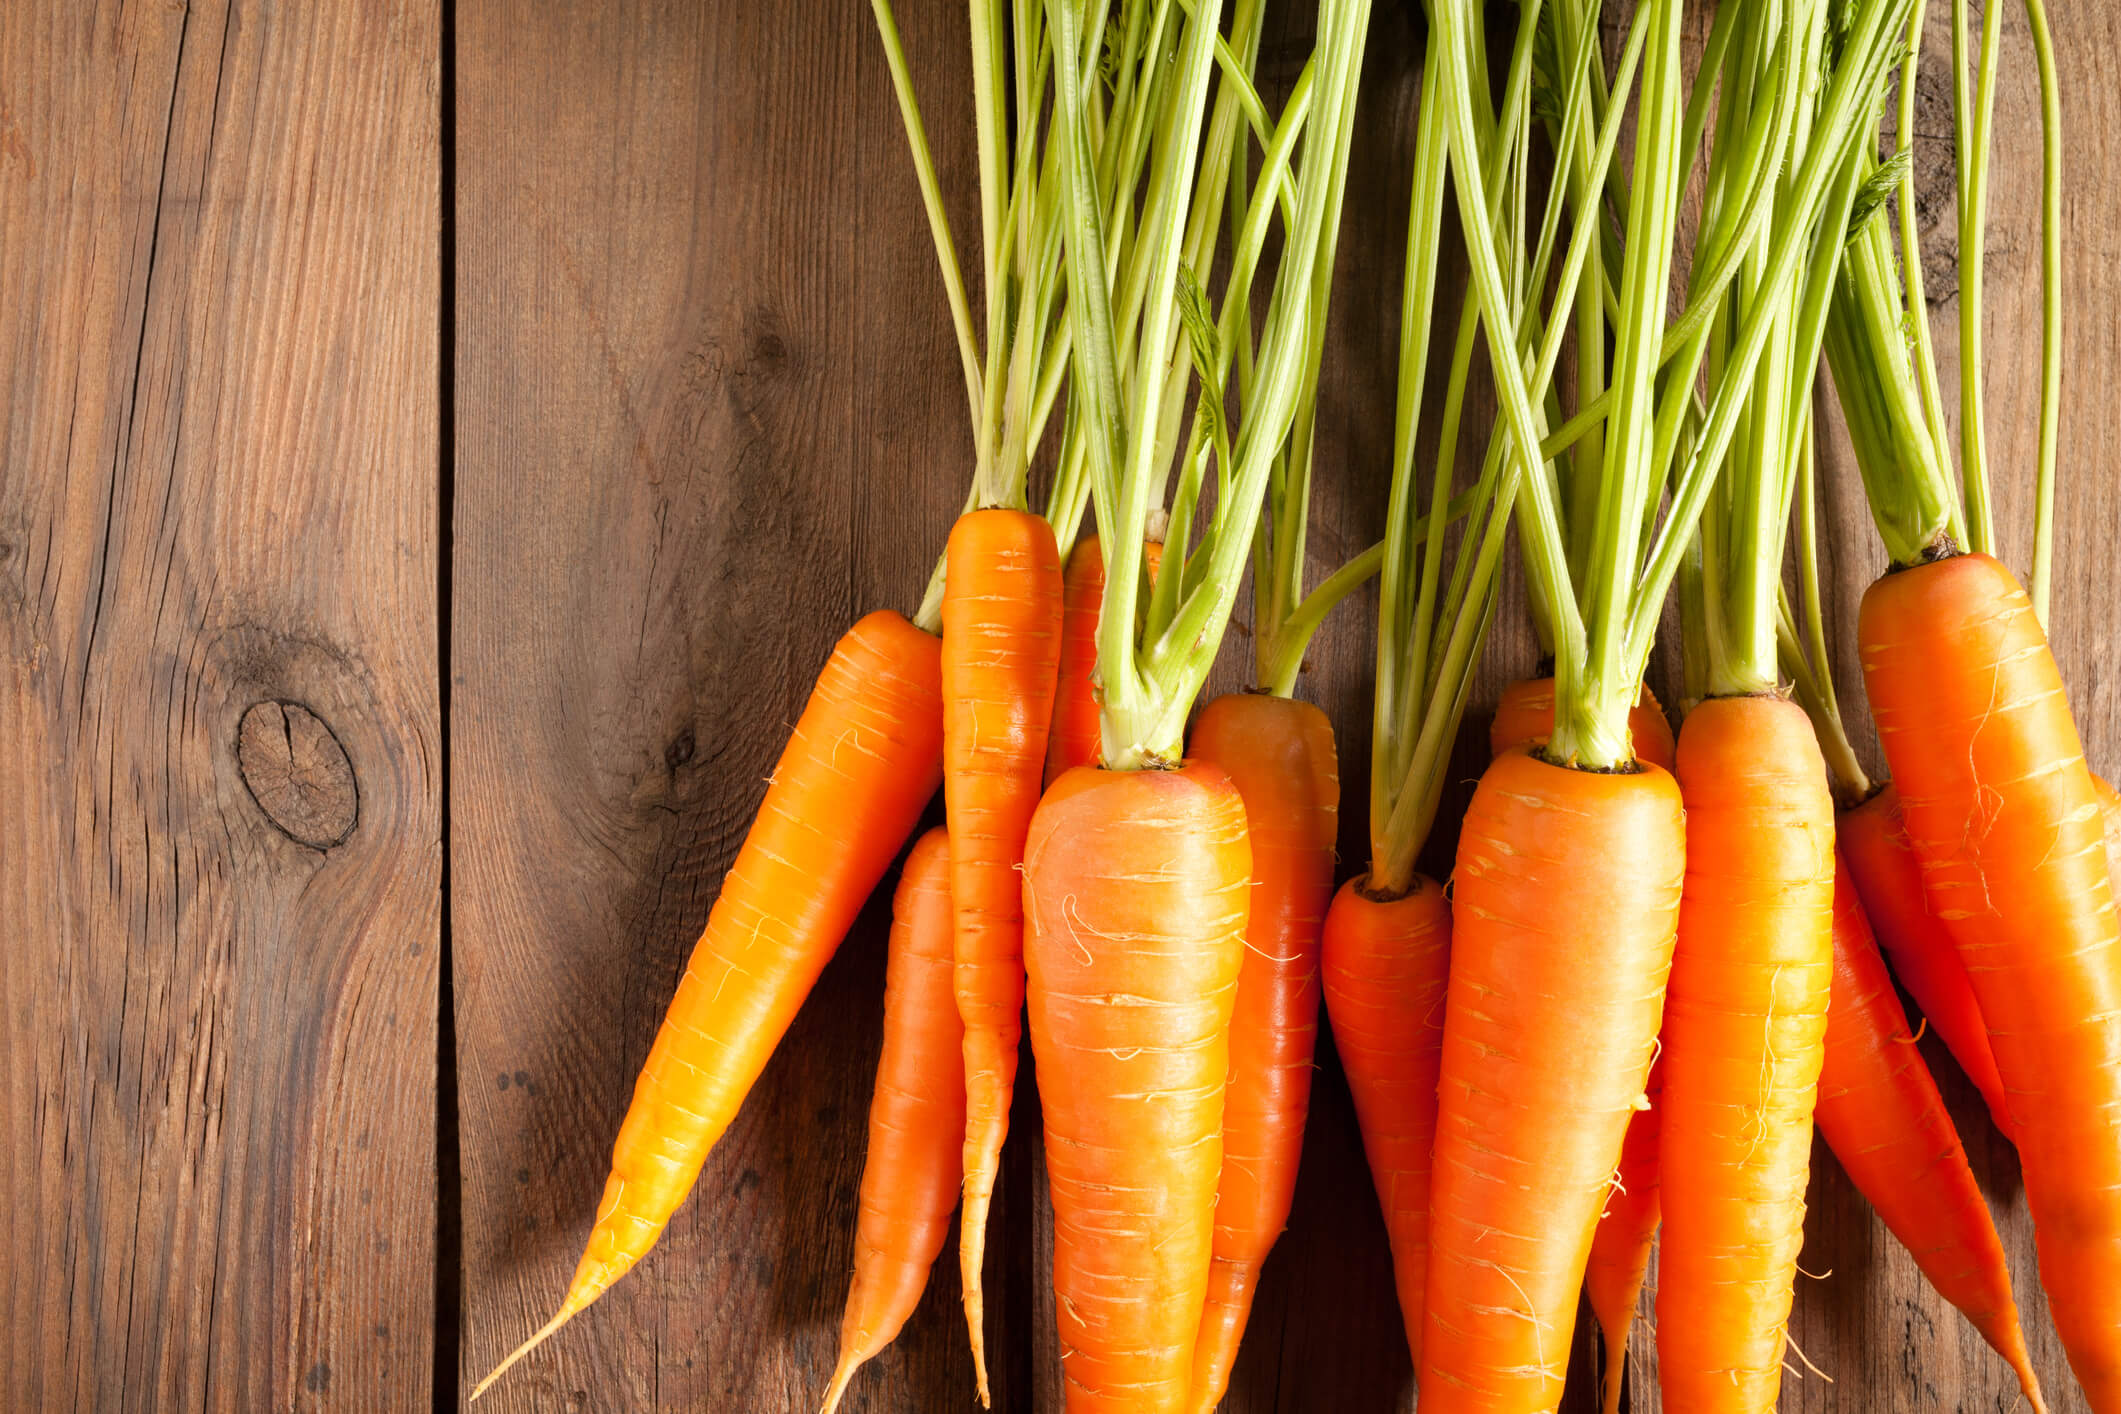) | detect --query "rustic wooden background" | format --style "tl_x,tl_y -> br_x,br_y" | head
5,0 -> 2116,1410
